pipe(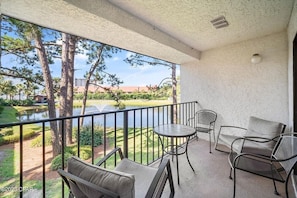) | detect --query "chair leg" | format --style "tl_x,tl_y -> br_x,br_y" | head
212,130 -> 216,147
233,168 -> 236,198
273,179 -> 280,196
166,161 -> 175,198
285,178 -> 289,198
284,166 -> 294,198
209,132 -> 212,153
229,167 -> 233,180
69,192 -> 75,198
